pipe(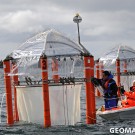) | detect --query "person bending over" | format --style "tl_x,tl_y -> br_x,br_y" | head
91,71 -> 118,110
